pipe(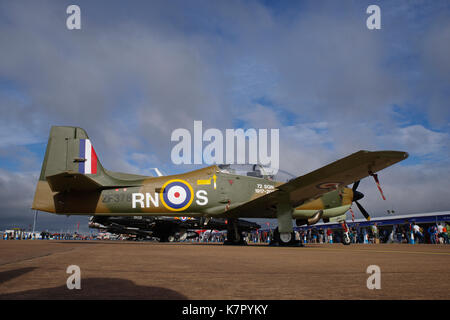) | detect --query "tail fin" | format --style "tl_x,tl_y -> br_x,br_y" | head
38,126 -> 104,180
33,126 -> 147,214
32,126 -> 106,213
